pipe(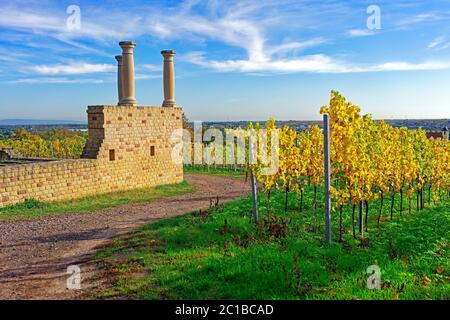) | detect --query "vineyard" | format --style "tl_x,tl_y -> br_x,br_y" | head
185,91 -> 449,242
0,128 -> 87,159
216,91 -> 450,241
1,92 -> 447,299
94,92 -> 449,300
